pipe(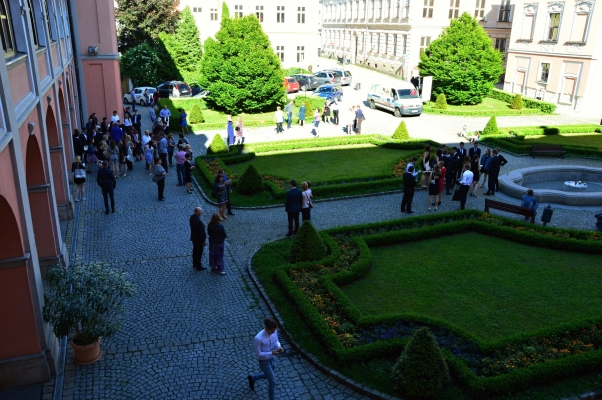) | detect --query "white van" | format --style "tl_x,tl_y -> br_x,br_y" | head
366,81 -> 423,117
